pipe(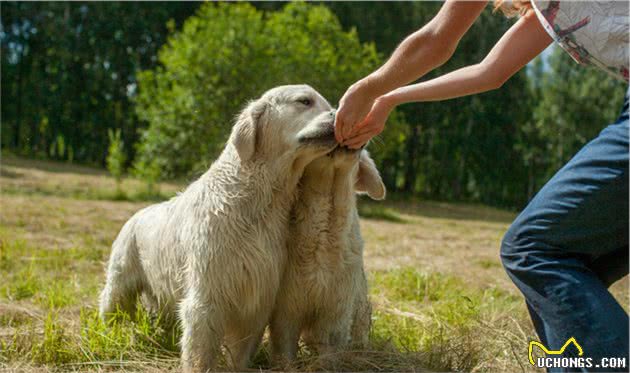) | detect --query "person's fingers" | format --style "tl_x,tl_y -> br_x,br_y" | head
351,119 -> 369,133
334,115 -> 344,143
341,115 -> 355,140
344,131 -> 374,149
346,136 -> 369,149
352,121 -> 377,137
346,115 -> 375,138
